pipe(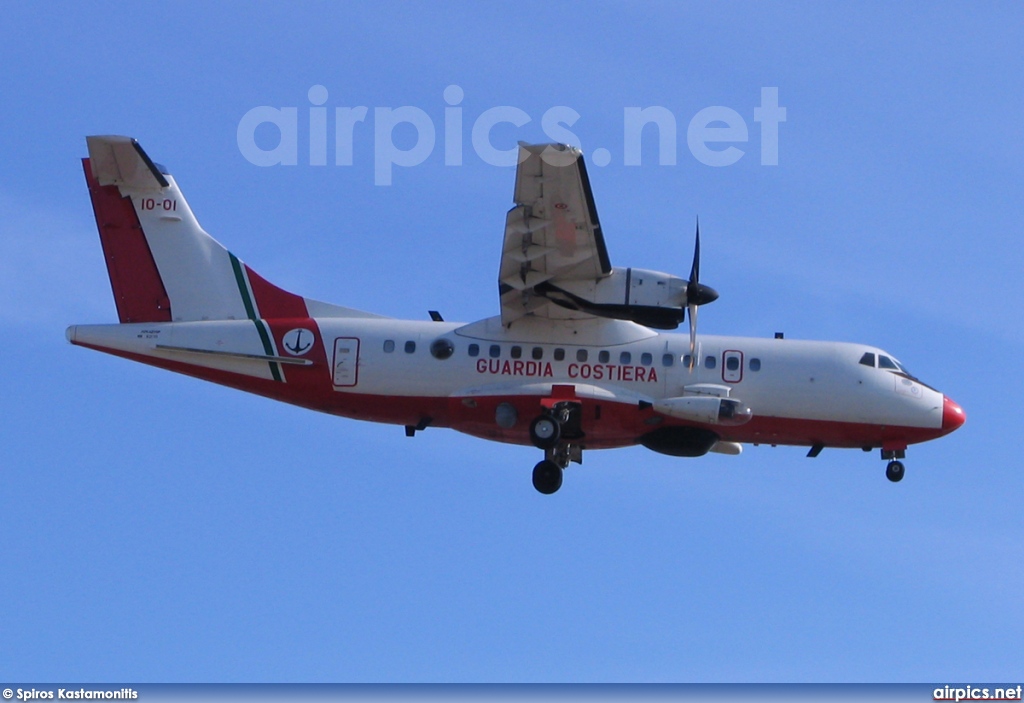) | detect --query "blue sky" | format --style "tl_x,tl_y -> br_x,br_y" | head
1,1 -> 1022,682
